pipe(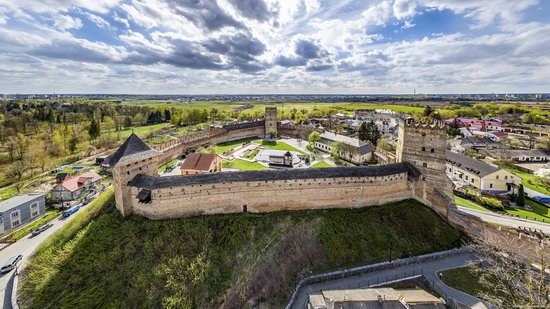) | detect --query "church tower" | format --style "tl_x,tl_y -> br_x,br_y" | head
109,133 -> 161,217
264,106 -> 278,138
